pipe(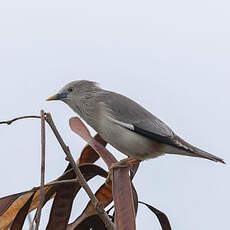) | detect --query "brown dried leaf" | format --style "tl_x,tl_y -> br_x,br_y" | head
0,191 -> 35,229
0,164 -> 107,229
130,164 -> 140,215
112,166 -> 136,230
46,164 -> 108,230
69,117 -> 92,142
69,166 -> 139,230
70,214 -> 107,230
132,184 -> 139,215
68,182 -> 113,230
139,201 -> 172,230
0,183 -> 58,228
10,192 -> 35,230
78,134 -> 107,165
29,187 -> 54,213
0,131 -> 108,229
32,133 -> 107,216
0,192 -> 27,217
69,117 -> 117,168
